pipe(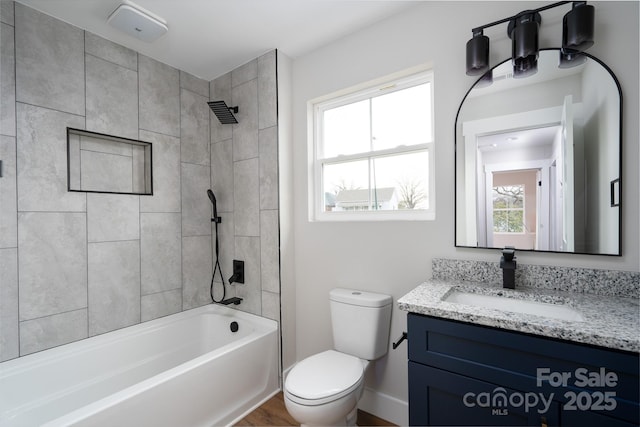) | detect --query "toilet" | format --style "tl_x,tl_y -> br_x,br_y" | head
284,288 -> 392,426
